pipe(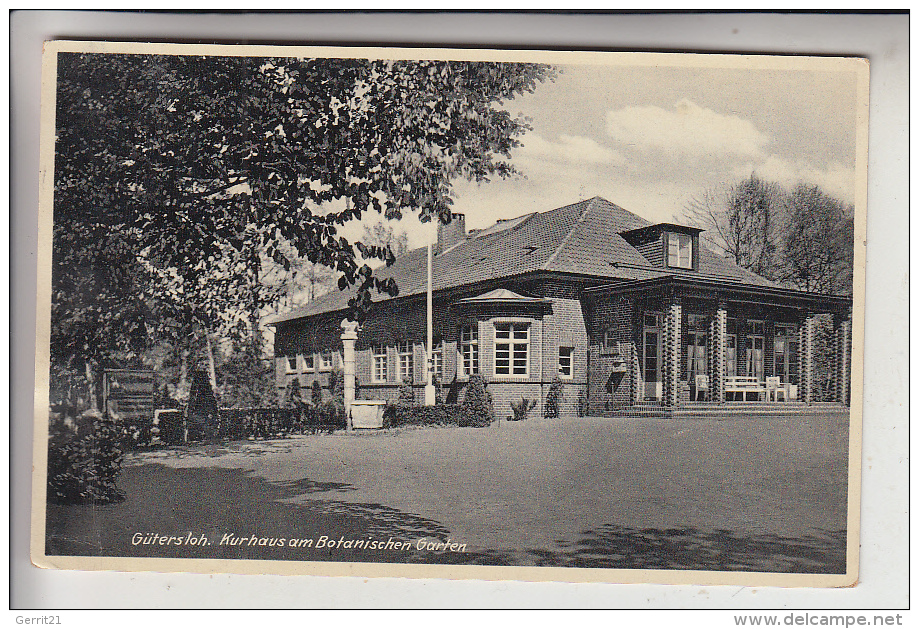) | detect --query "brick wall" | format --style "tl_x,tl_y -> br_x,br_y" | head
272,278 -> 592,418
586,293 -> 636,415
